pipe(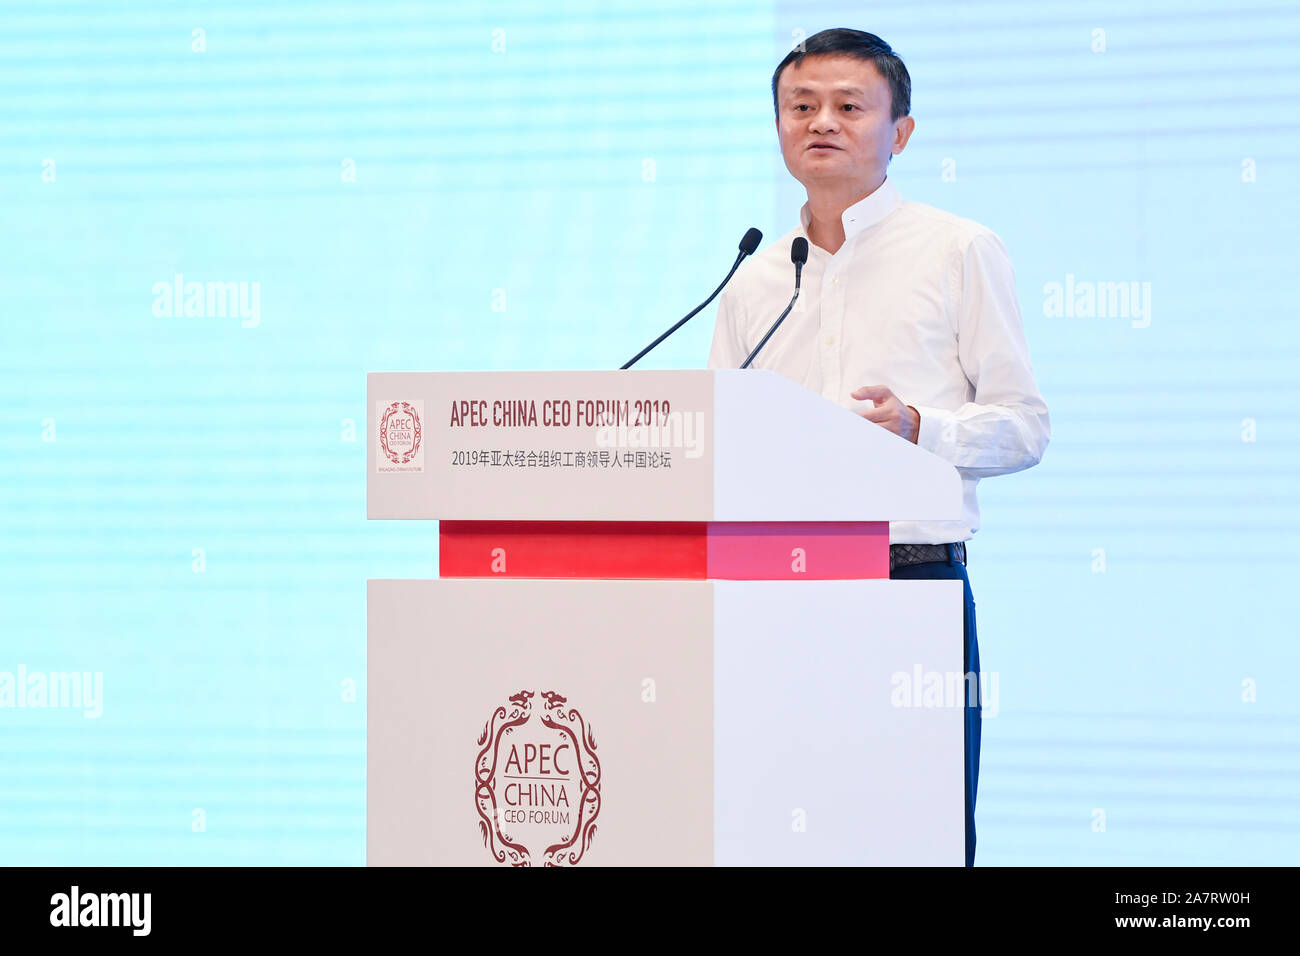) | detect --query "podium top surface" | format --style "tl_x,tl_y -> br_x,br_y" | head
367,369 -> 961,522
